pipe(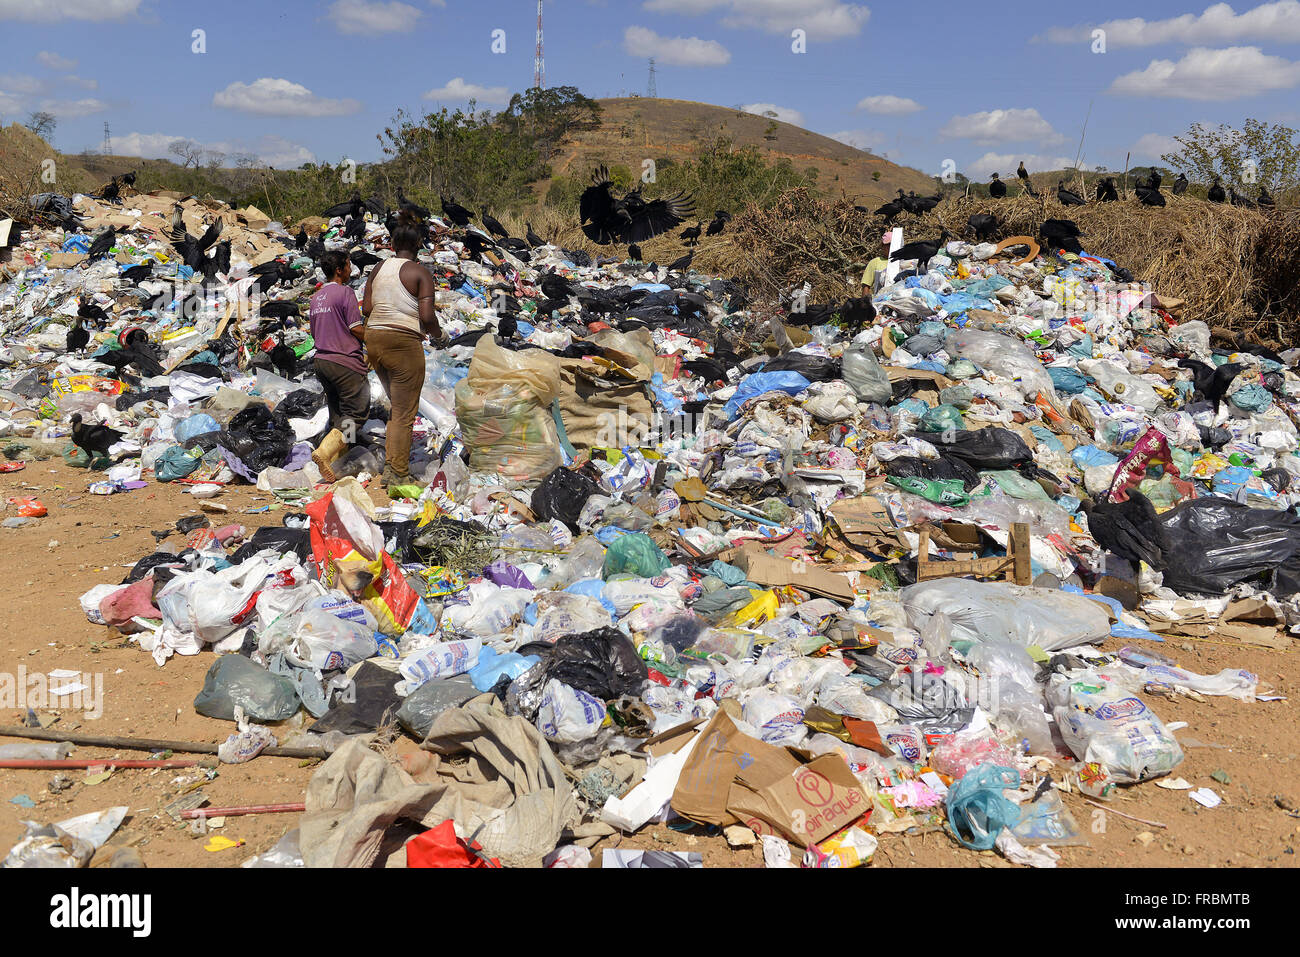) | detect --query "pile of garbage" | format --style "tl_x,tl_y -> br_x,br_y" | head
0,186 -> 1291,869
